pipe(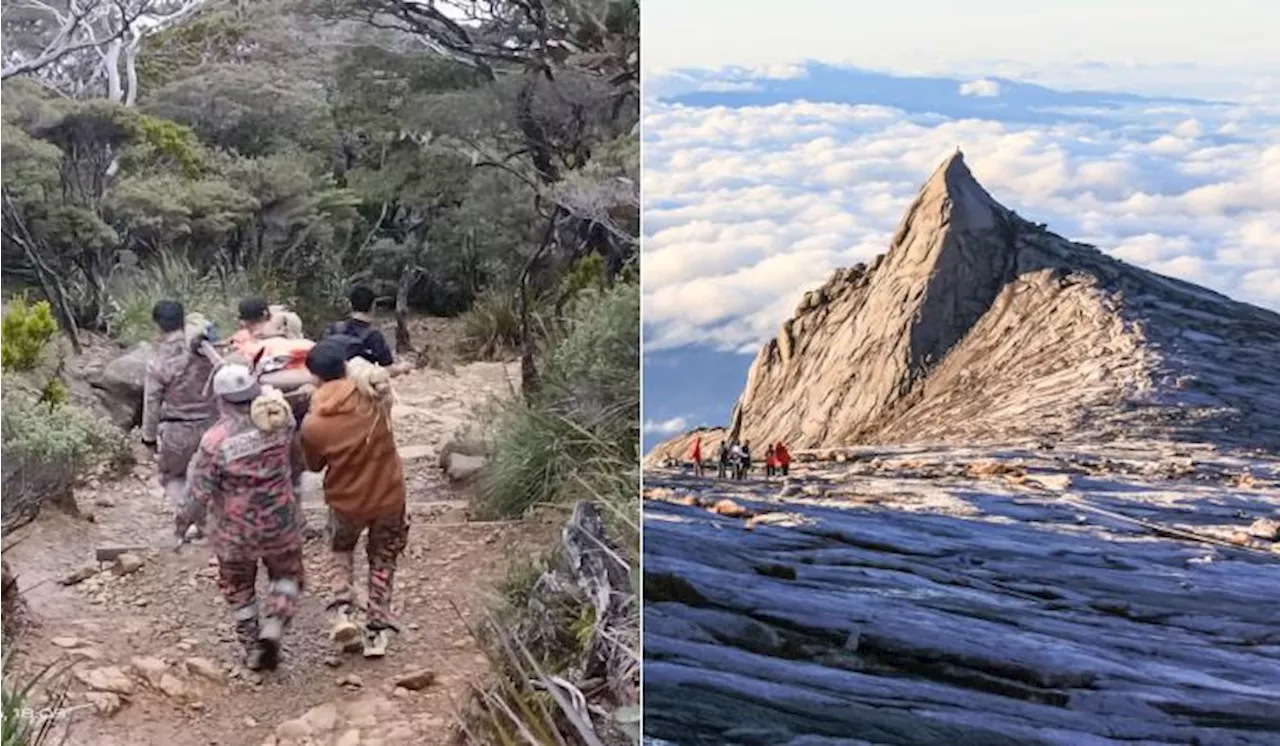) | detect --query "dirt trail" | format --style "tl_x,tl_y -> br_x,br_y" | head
5,360 -> 557,746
